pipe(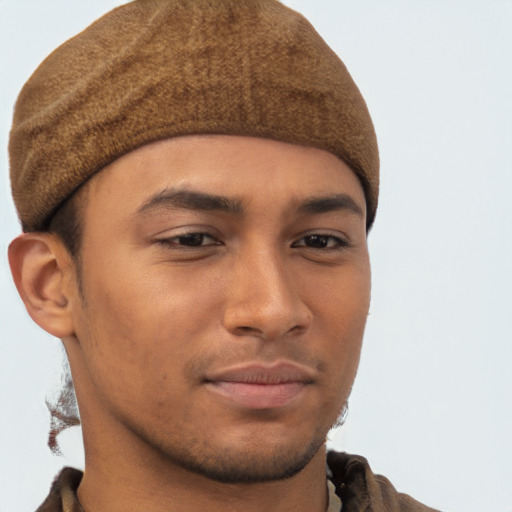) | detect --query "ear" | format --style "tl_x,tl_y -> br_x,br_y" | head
8,233 -> 77,338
